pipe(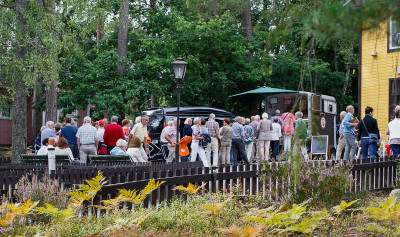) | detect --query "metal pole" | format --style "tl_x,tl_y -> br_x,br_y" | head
175,84 -> 181,163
